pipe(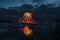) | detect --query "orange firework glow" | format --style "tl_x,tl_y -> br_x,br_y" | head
23,26 -> 32,36
18,11 -> 37,24
18,26 -> 32,36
